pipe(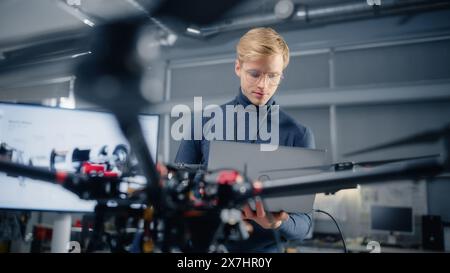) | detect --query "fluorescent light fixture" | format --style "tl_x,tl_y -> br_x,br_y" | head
186,27 -> 201,35
71,51 -> 92,58
82,19 -> 95,27
296,9 -> 307,17
55,0 -> 96,28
